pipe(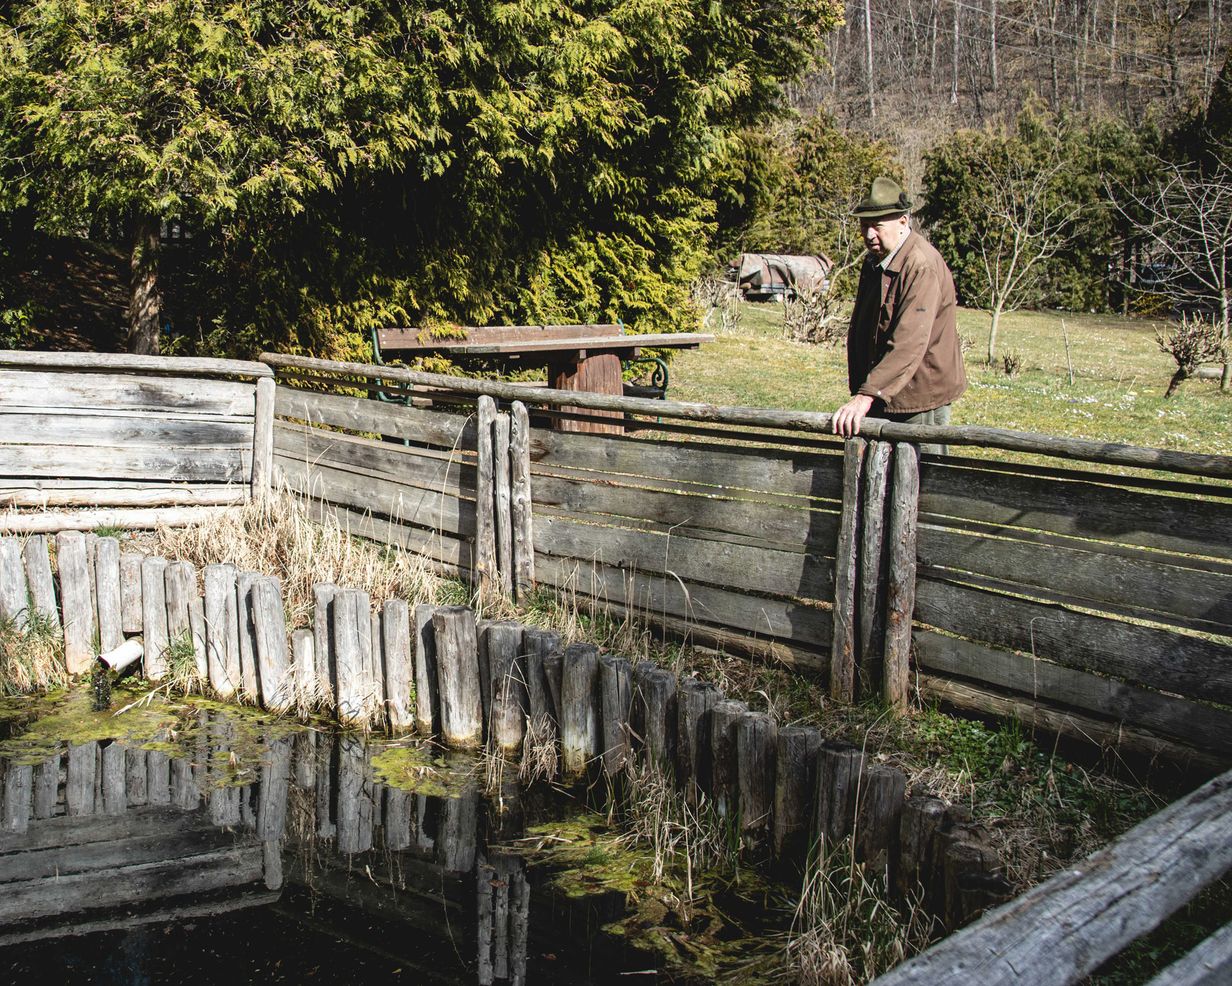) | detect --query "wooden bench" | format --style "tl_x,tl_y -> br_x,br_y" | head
371,324 -> 712,433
